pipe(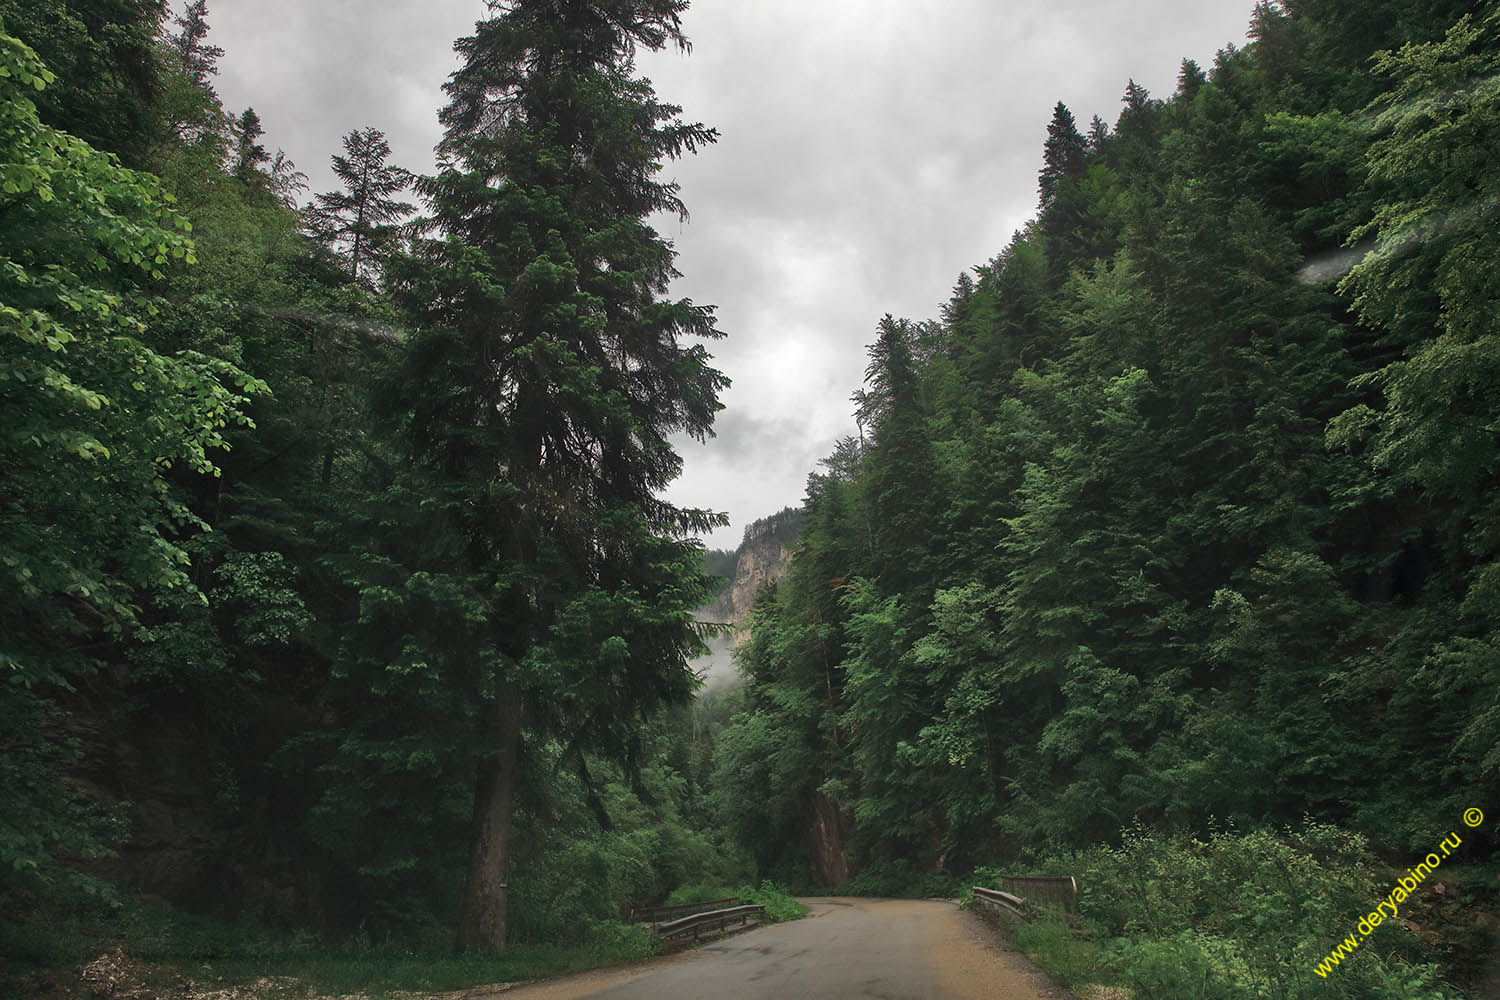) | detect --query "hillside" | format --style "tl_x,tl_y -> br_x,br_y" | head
693,508 -> 803,687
